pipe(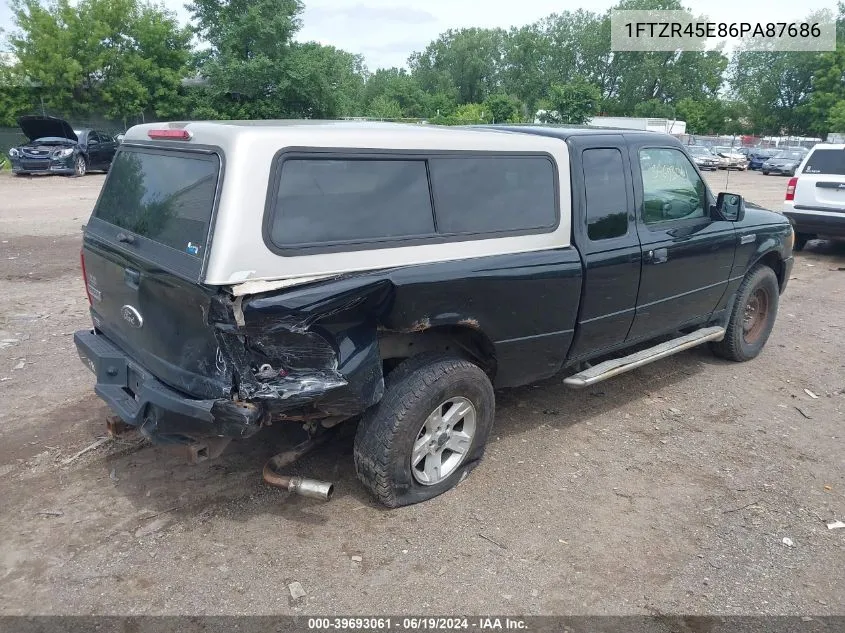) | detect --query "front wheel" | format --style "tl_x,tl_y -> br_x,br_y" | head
762,170 -> 769,175
73,155 -> 87,177
711,265 -> 779,362
354,353 -> 495,507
